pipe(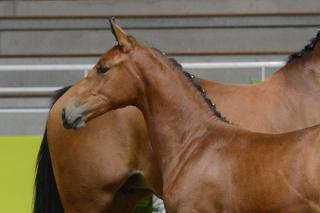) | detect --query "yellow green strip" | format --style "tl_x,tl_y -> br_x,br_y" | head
0,136 -> 152,213
0,136 -> 41,213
